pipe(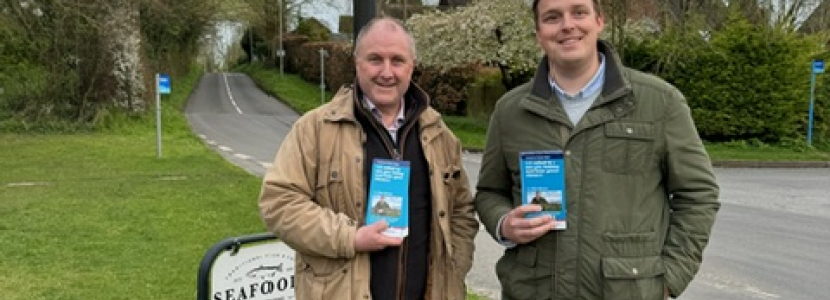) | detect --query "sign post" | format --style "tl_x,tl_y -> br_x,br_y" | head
319,48 -> 328,105
808,59 -> 824,146
156,73 -> 171,158
278,0 -> 285,76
